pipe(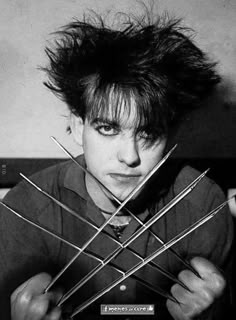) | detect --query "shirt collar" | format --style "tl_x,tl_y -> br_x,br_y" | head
63,154 -> 151,229
63,154 -> 89,200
